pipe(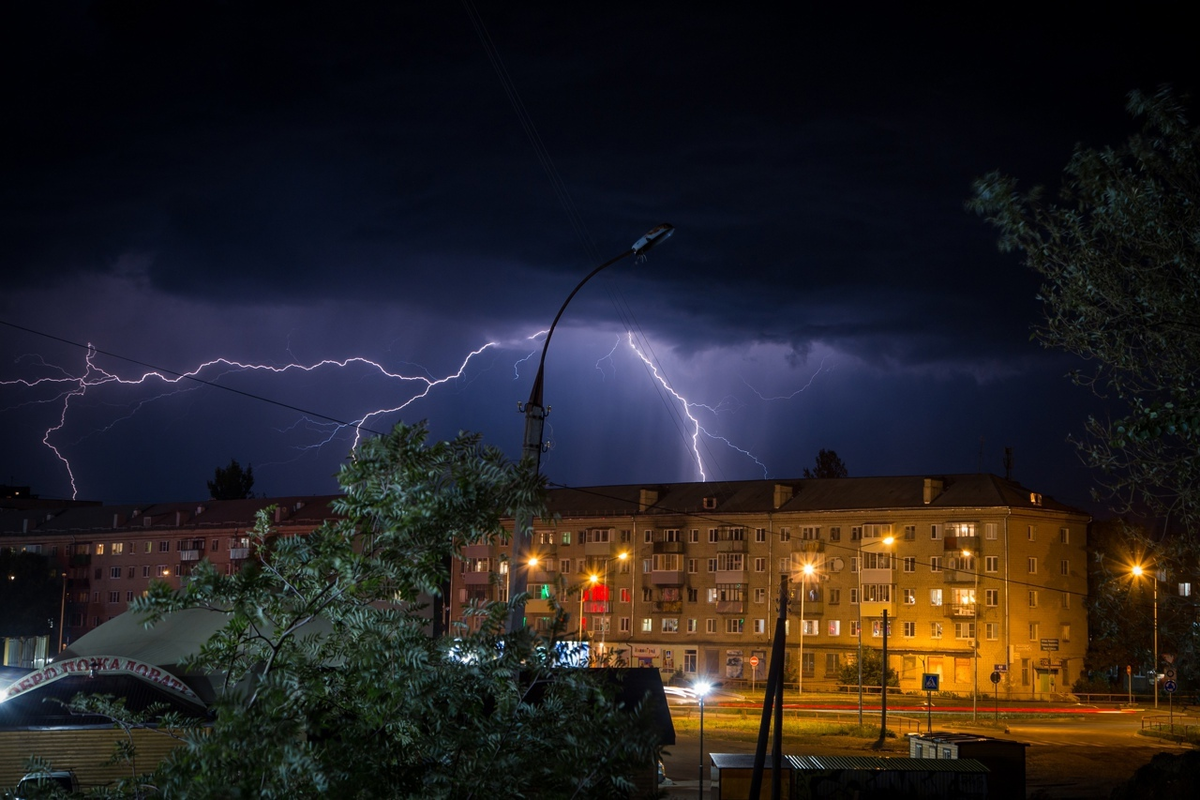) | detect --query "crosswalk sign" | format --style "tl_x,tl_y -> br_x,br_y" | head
922,673 -> 940,692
